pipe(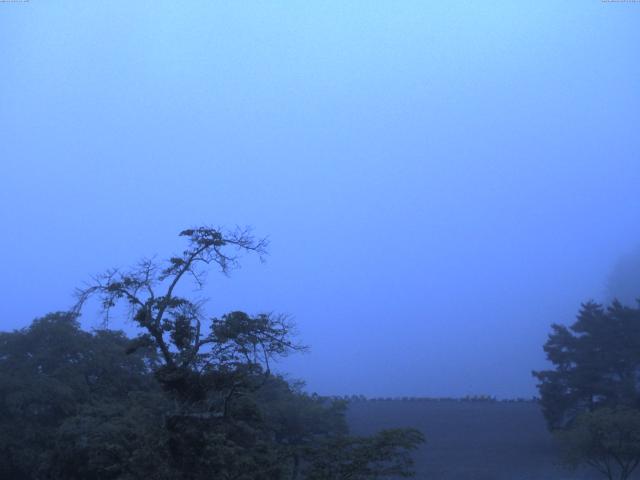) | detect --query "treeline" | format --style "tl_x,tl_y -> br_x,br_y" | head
0,311 -> 424,480
3,225 -> 640,480
338,395 -> 537,403
0,227 -> 424,480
